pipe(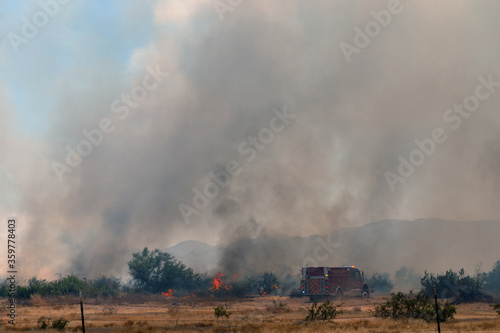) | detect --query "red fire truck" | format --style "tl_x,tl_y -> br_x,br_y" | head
301,266 -> 371,301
